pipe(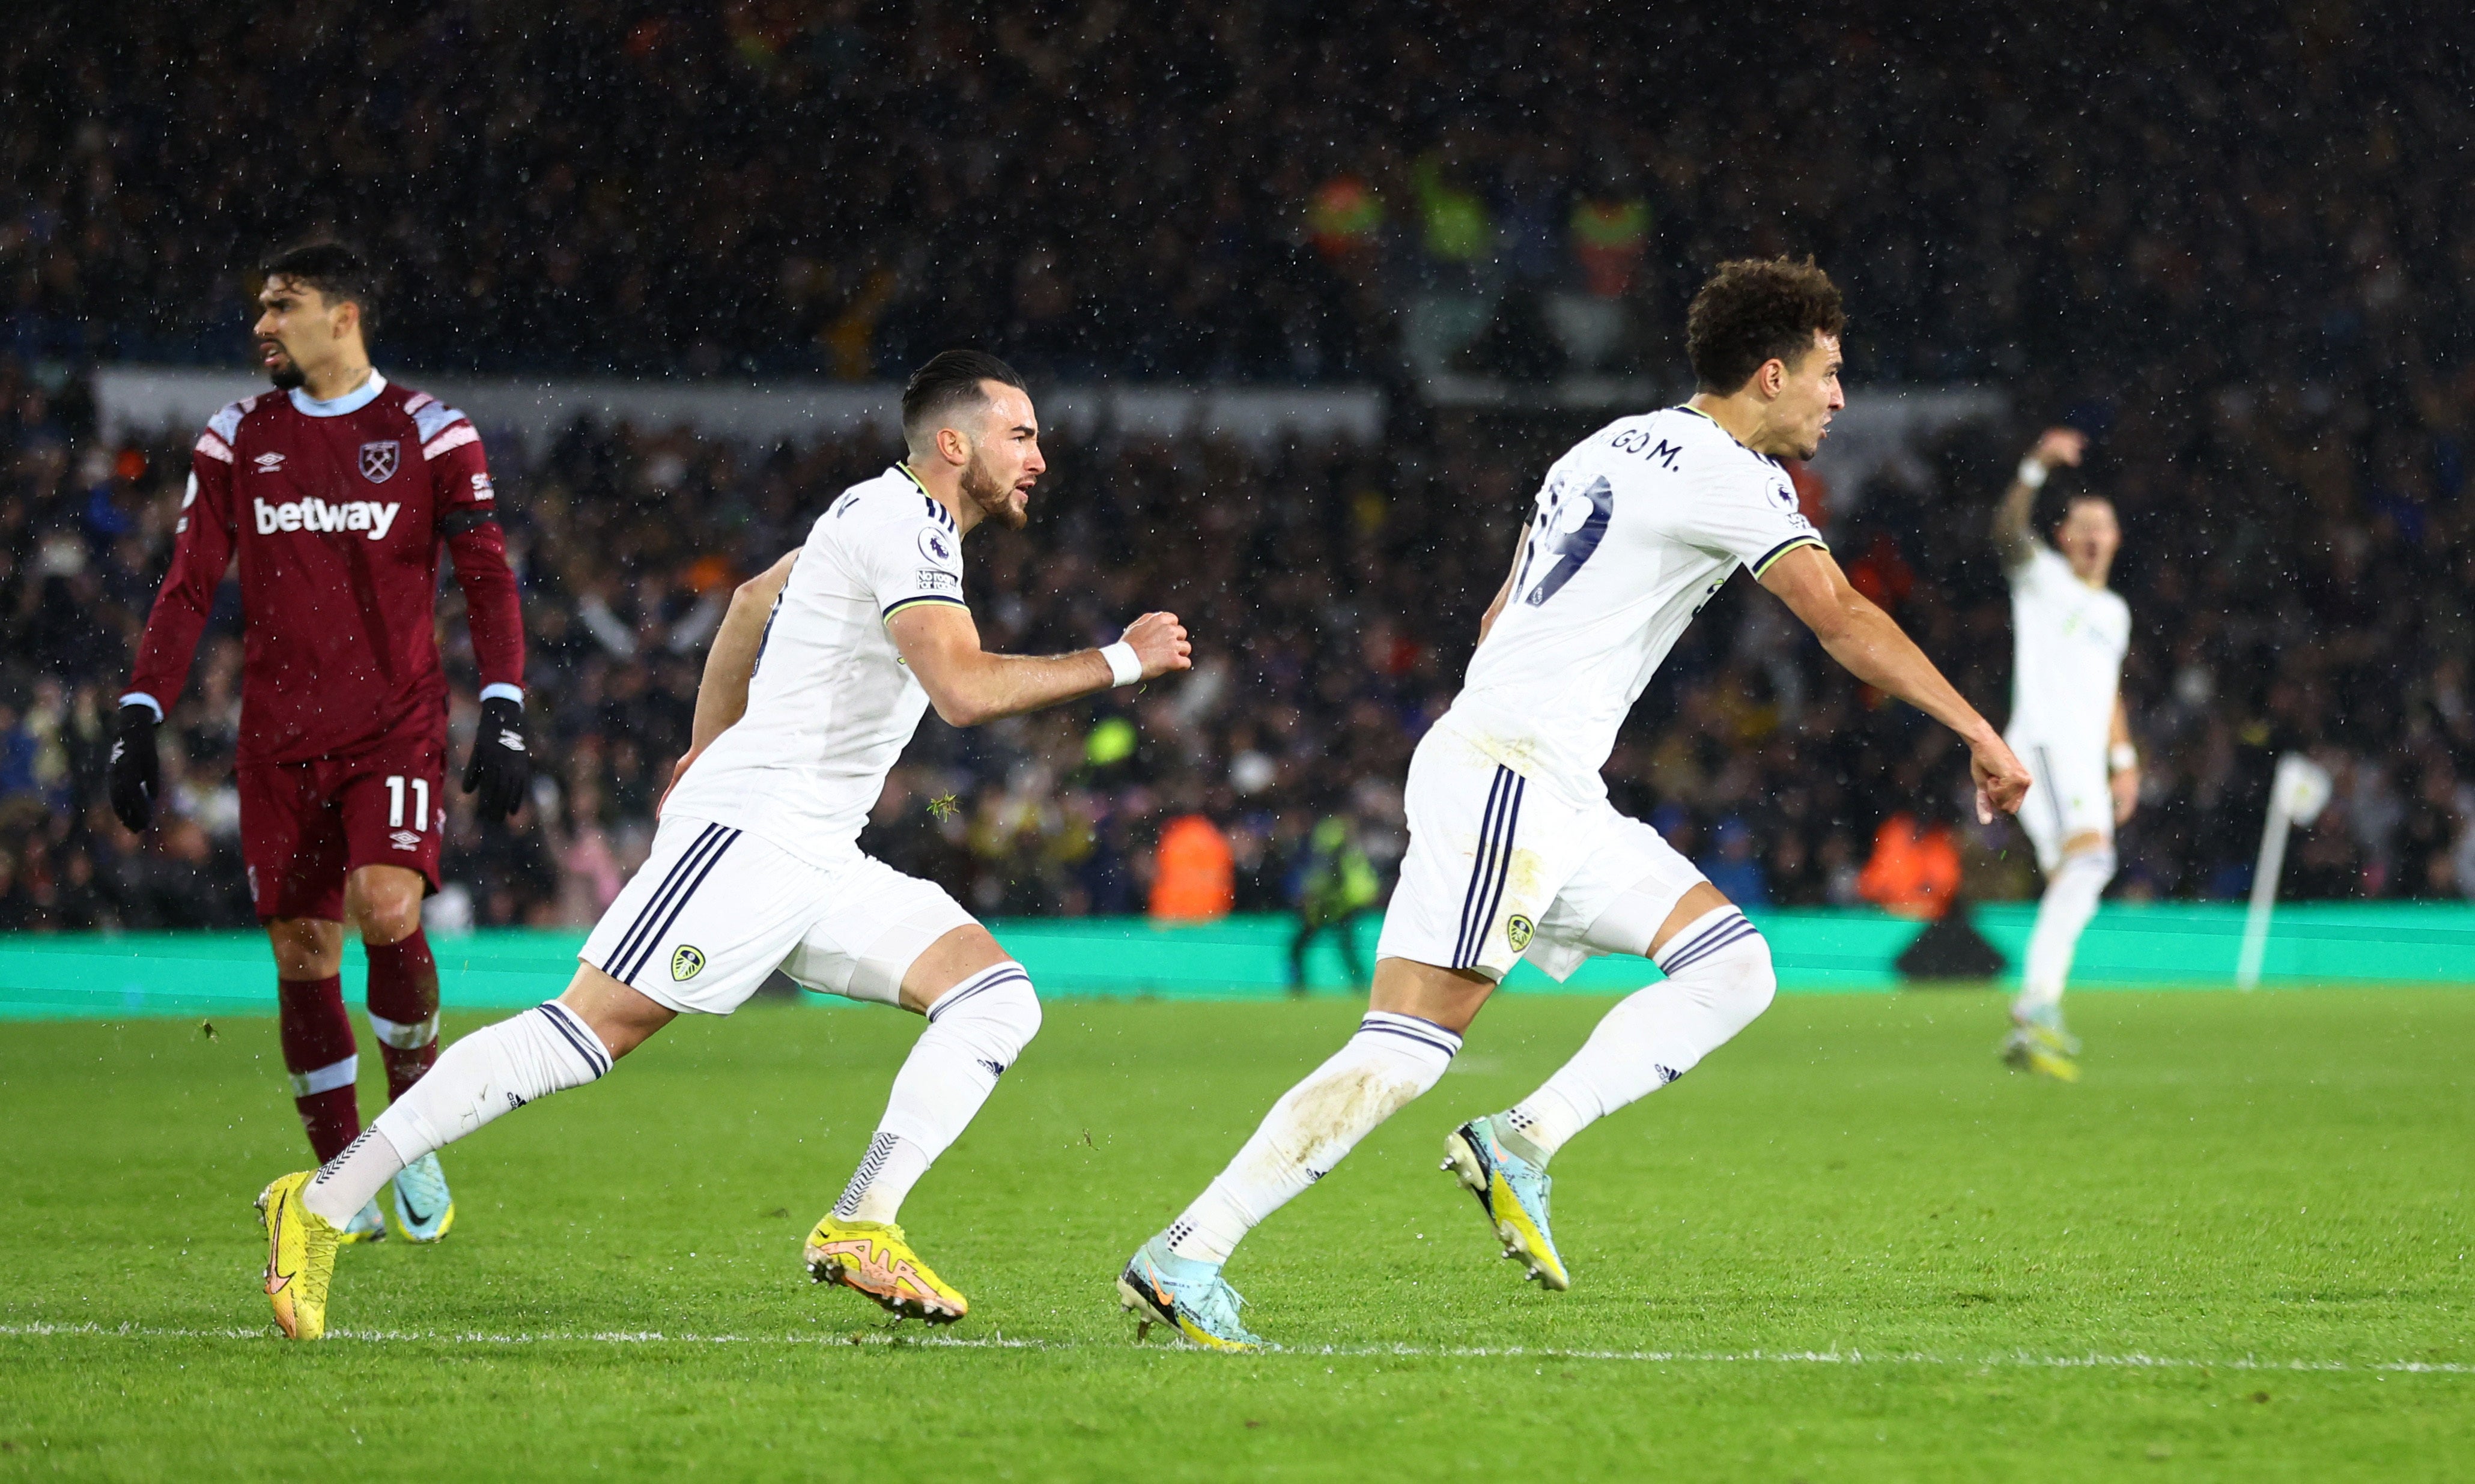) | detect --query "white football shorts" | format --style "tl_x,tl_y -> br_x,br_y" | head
2011,732 -> 2115,873
1374,724 -> 1707,982
579,813 -> 976,1014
